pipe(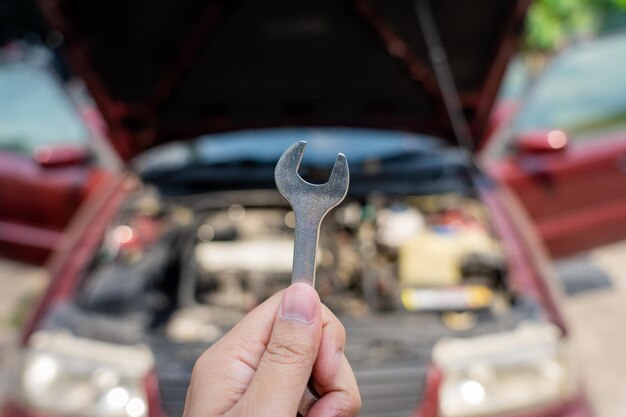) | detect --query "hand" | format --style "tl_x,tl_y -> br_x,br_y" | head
183,283 -> 361,417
